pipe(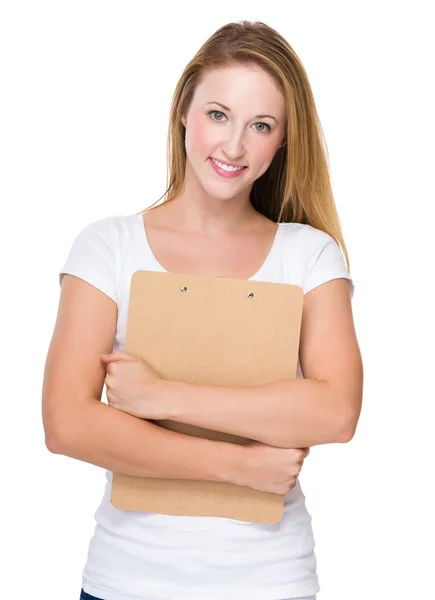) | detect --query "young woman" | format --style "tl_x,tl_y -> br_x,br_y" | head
43,20 -> 363,600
